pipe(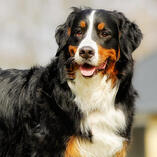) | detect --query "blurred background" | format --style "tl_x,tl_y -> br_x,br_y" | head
0,0 -> 157,156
